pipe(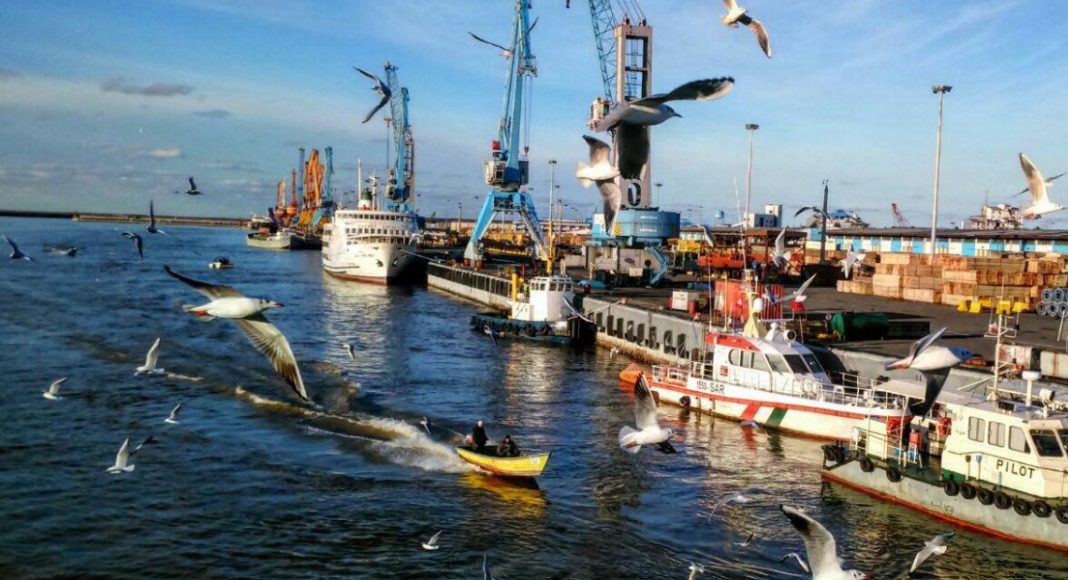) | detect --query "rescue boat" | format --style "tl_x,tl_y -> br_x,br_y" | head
455,446 -> 551,478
